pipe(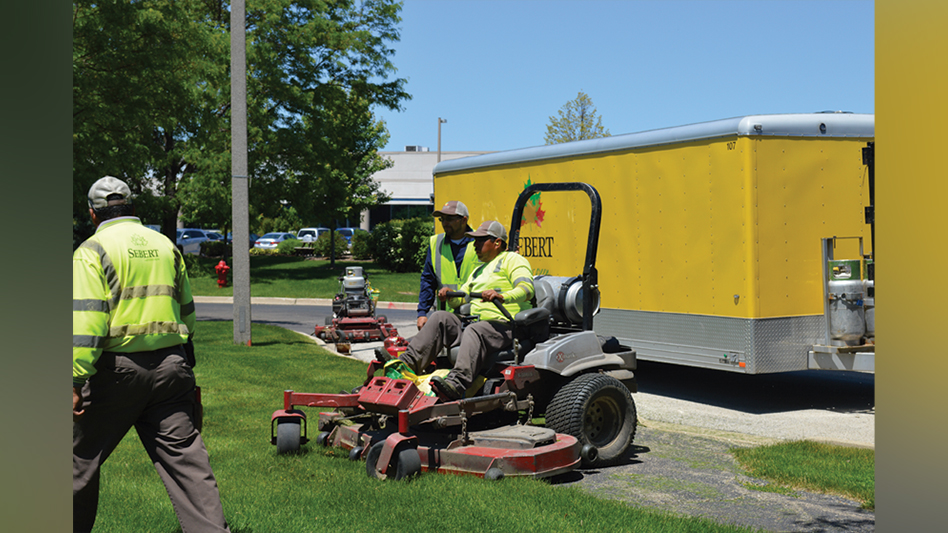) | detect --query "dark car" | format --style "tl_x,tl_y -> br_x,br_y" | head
227,231 -> 259,247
